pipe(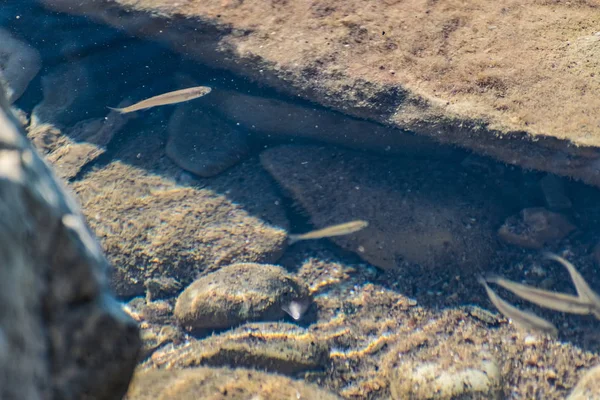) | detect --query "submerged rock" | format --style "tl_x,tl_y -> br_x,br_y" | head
167,103 -> 251,177
31,61 -> 90,128
166,88 -> 454,177
203,89 -> 450,159
389,344 -> 502,399
137,324 -> 183,362
0,83 -> 139,399
498,207 -> 576,250
174,263 -> 311,331
148,322 -> 329,374
126,366 -> 342,400
28,109 -> 131,180
539,174 -> 572,211
144,276 -> 182,302
568,364 -> 600,400
261,144 -> 508,271
0,28 -> 40,103
72,161 -> 288,297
